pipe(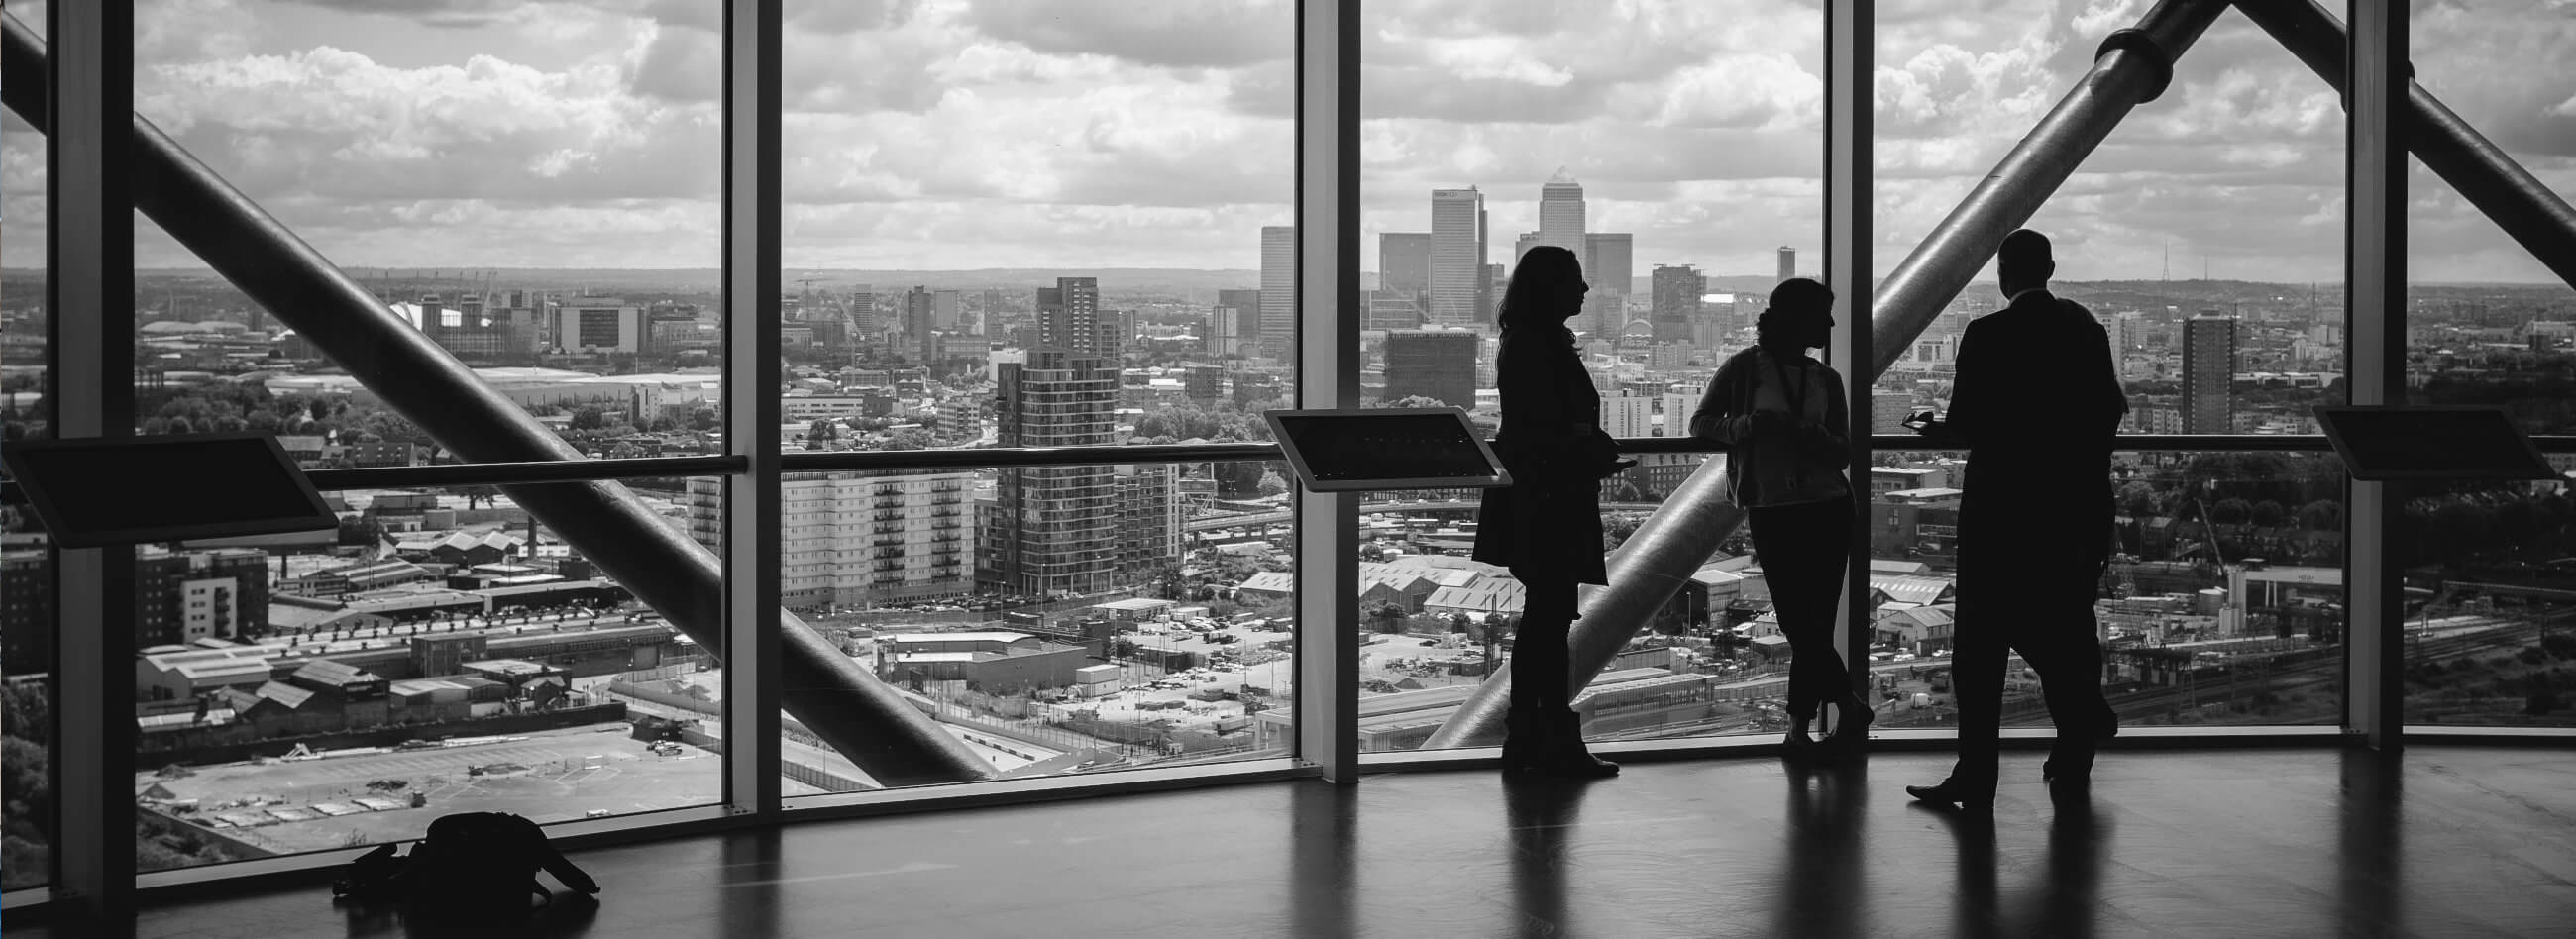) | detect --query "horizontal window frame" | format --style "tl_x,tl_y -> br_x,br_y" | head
777,758 -> 1316,819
